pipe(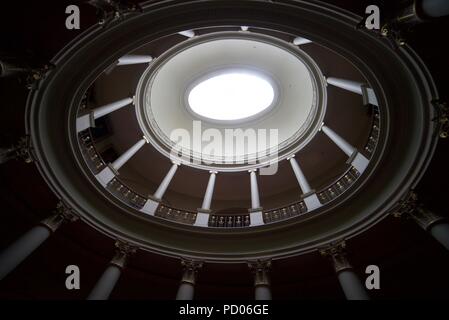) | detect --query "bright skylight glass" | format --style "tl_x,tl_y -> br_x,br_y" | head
188,72 -> 275,121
